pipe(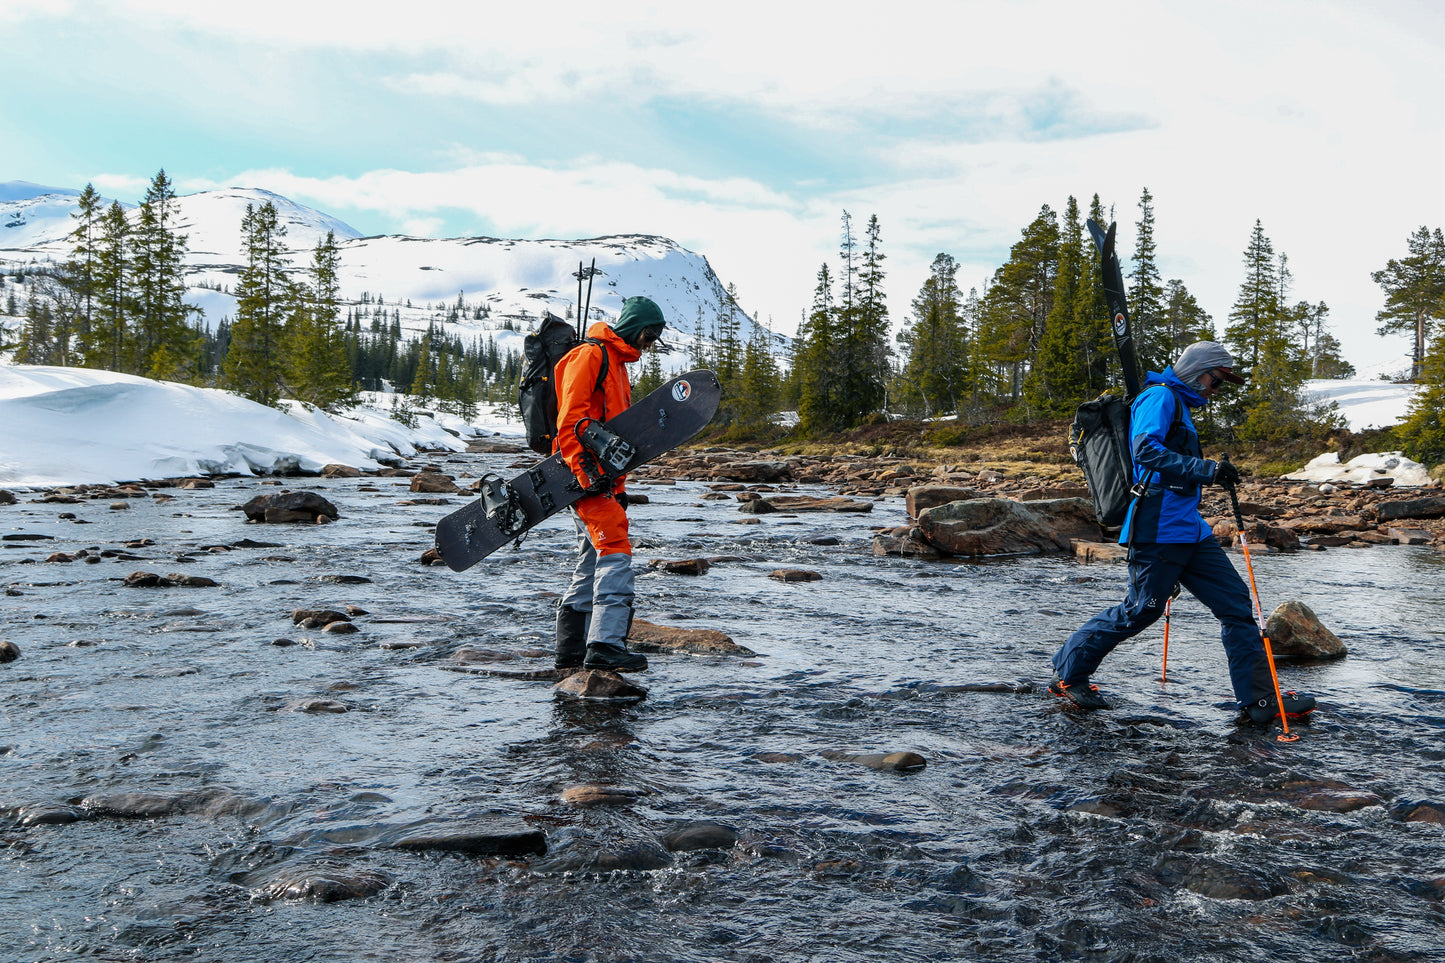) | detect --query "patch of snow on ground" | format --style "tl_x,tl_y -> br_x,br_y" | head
1282,451 -> 1432,487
